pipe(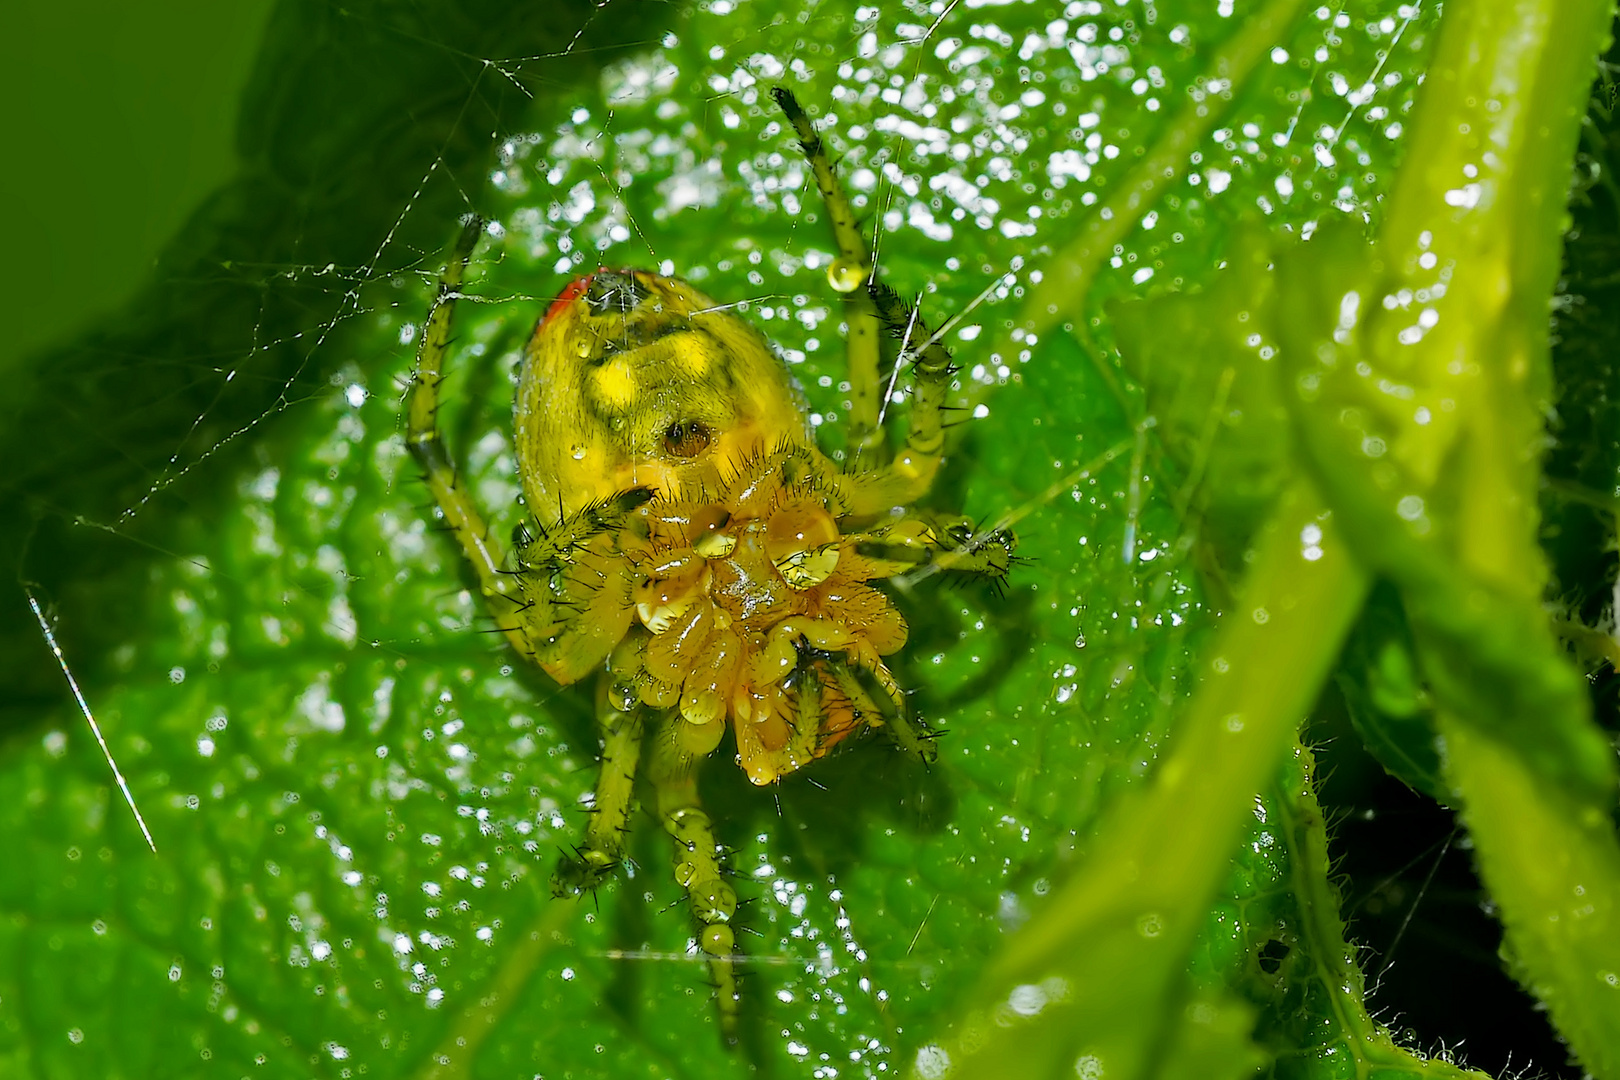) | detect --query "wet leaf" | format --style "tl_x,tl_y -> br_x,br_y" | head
2,2 -> 1615,1079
